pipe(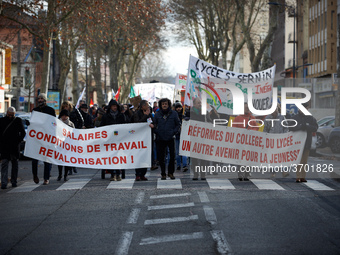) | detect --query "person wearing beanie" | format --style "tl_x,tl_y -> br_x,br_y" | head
32,93 -> 56,185
70,103 -> 94,129
153,98 -> 180,180
100,99 -> 127,181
